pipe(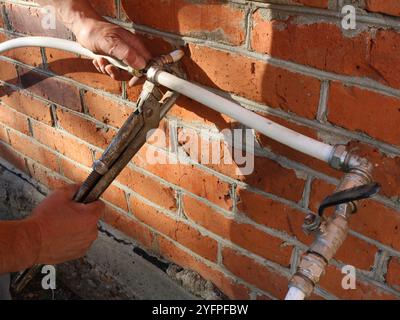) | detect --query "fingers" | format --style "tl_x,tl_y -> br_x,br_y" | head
83,200 -> 105,219
108,39 -> 147,70
51,184 -> 80,201
104,65 -> 131,81
92,57 -> 133,81
101,30 -> 150,70
125,34 -> 152,63
128,75 -> 142,87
